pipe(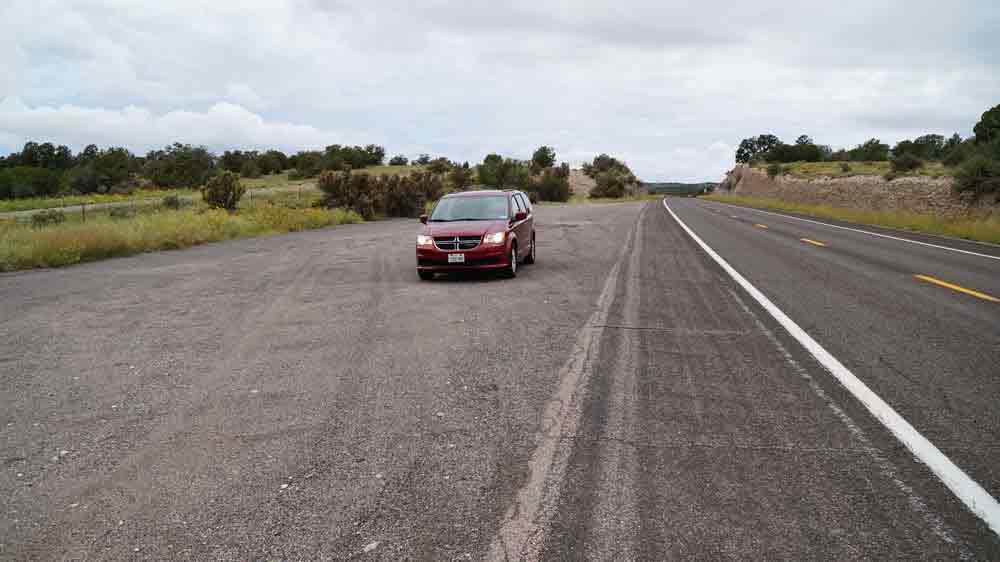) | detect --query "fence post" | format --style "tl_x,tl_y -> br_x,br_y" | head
81,203 -> 86,223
